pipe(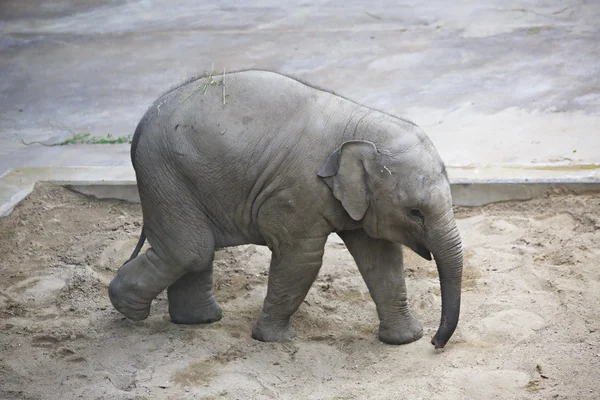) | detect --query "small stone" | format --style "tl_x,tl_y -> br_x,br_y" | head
536,364 -> 544,374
